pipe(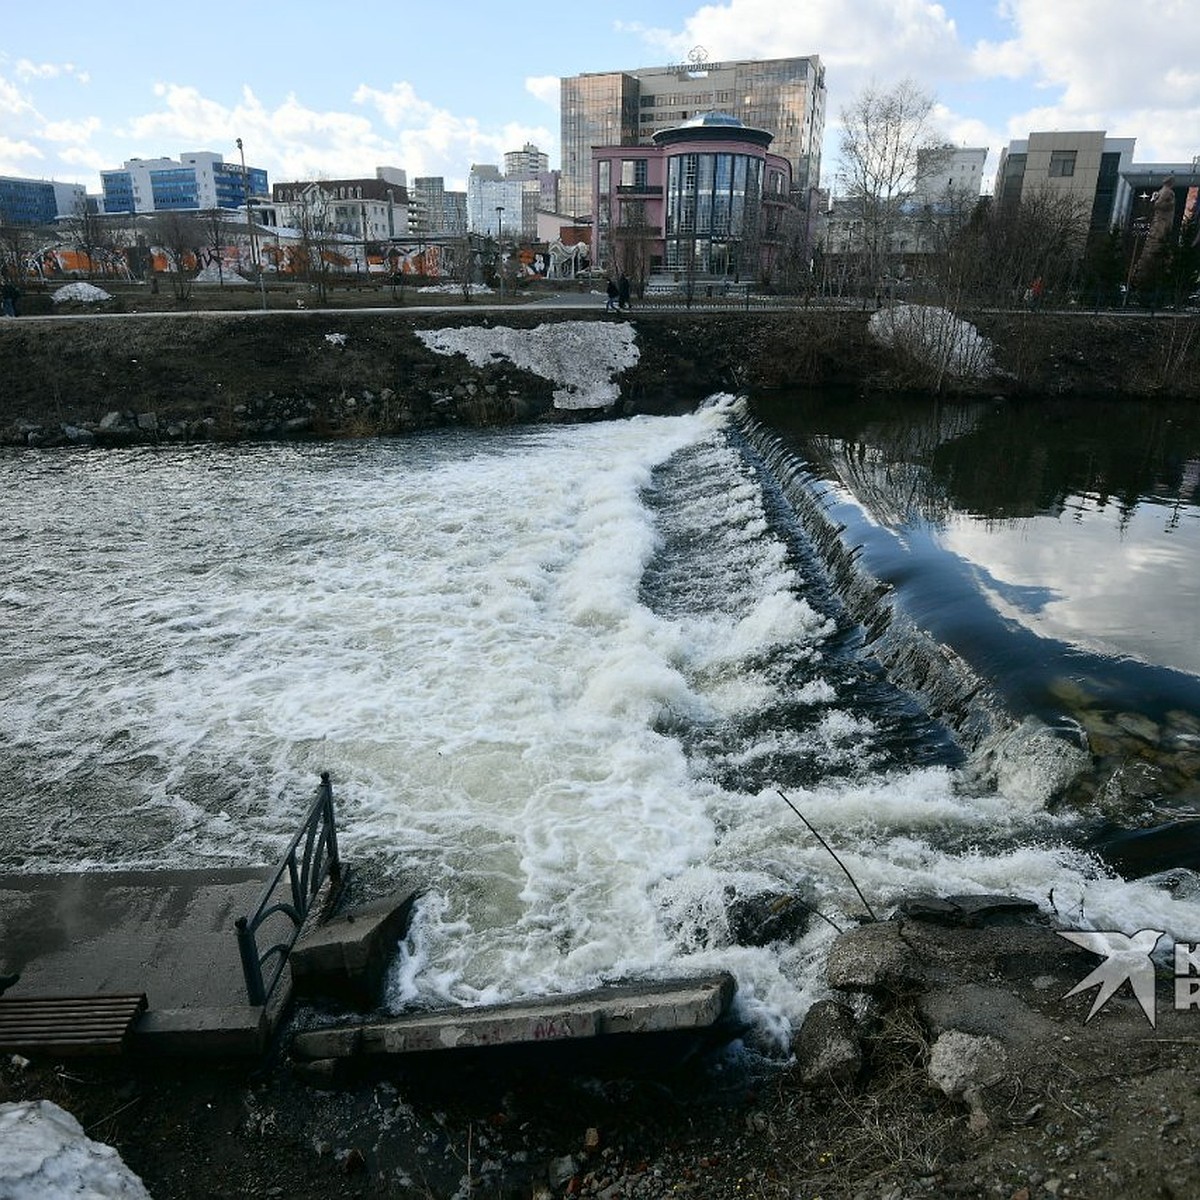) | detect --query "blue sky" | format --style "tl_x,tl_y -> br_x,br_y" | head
2,0 -> 1197,196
